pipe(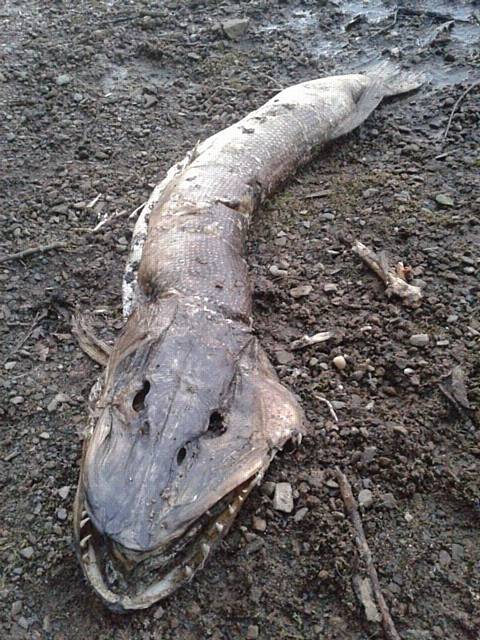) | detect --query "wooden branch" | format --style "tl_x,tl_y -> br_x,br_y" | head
0,242 -> 69,264
334,467 -> 401,640
353,240 -> 422,307
443,80 -> 480,143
